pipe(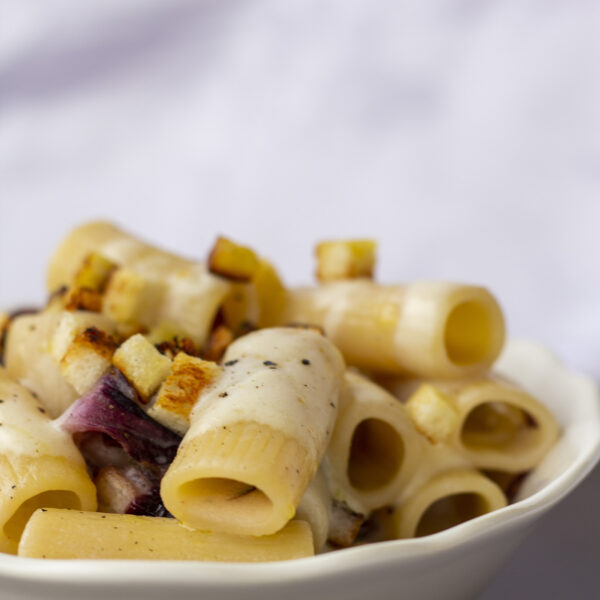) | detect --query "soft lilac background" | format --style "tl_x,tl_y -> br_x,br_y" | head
0,1 -> 598,597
